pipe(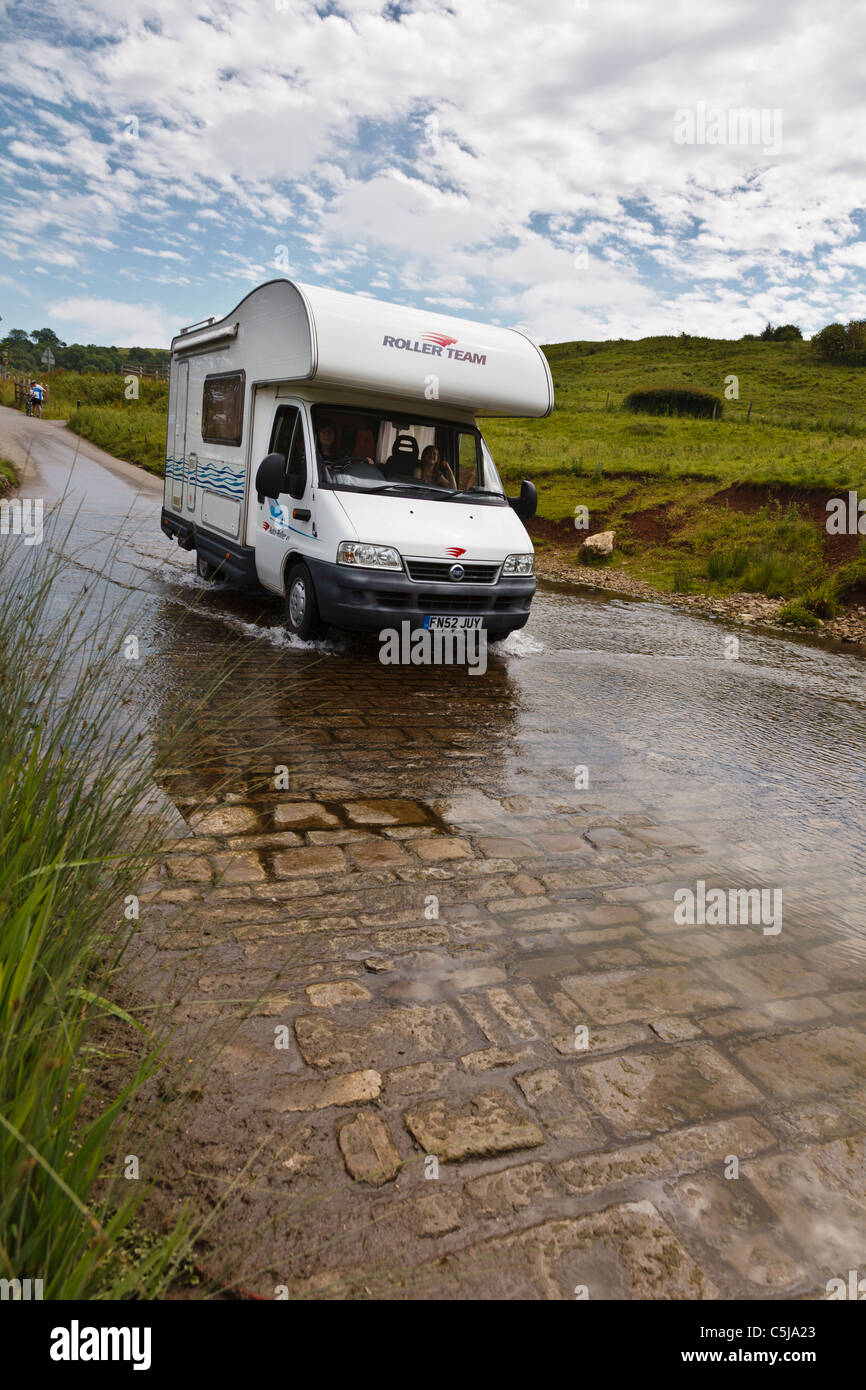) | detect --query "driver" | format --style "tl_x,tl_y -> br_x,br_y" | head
316,420 -> 349,468
316,419 -> 375,473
